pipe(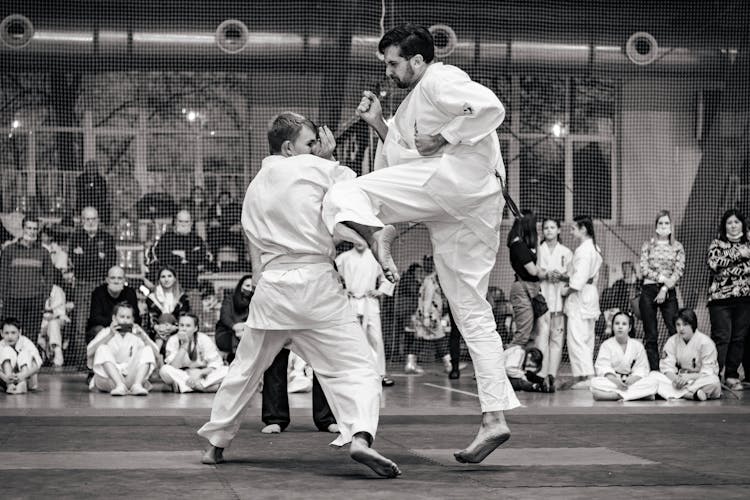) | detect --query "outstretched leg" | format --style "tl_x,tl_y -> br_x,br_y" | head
349,432 -> 401,478
338,222 -> 399,282
454,410 -> 511,464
